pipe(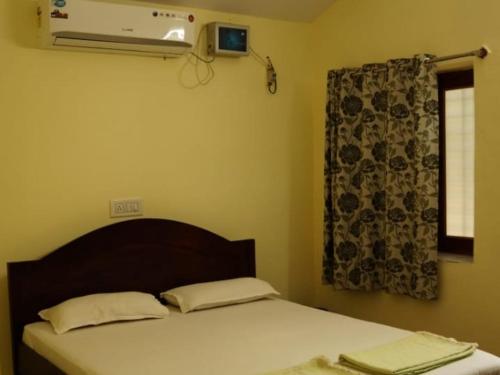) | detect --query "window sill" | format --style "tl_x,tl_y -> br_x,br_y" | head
439,252 -> 473,263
